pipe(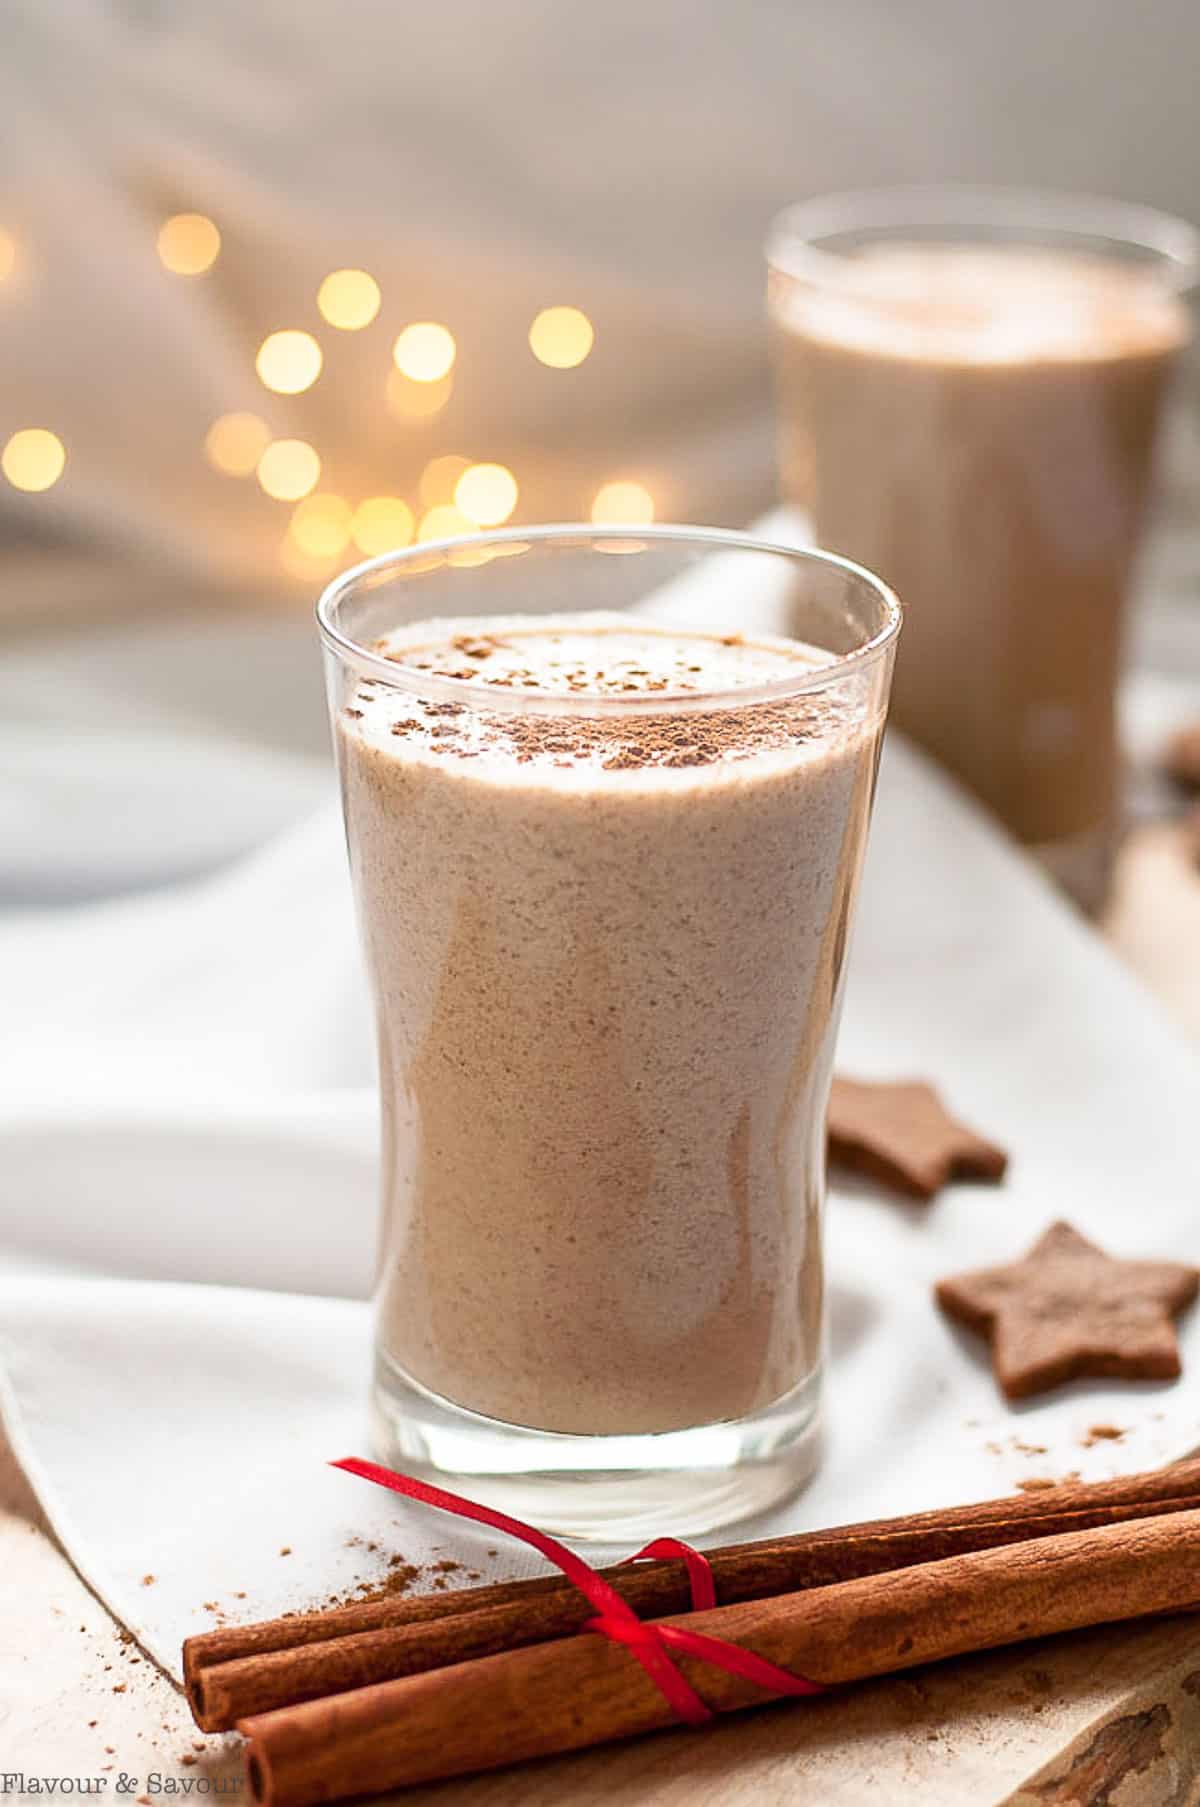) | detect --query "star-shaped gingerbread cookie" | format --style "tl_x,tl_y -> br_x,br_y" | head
936,1220 -> 1199,1401
827,1076 -> 1008,1200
